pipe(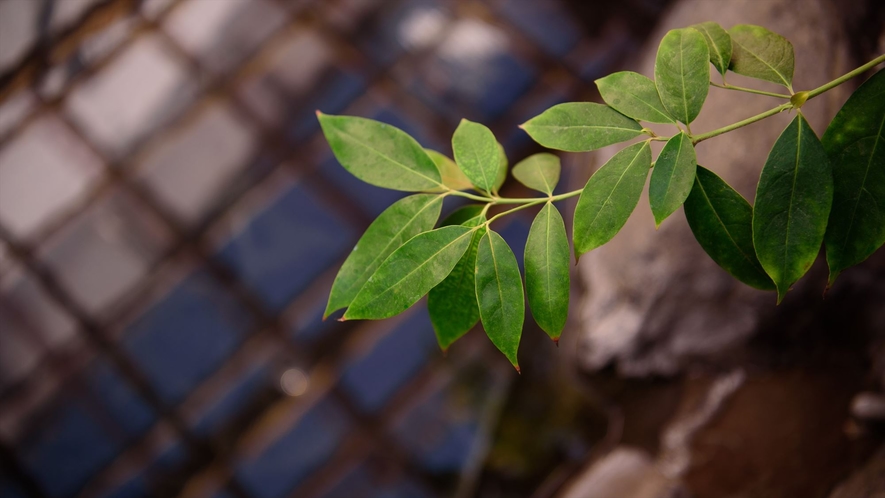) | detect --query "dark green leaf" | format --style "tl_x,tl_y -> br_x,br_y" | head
425,148 -> 473,191
692,22 -> 732,76
318,112 -> 441,191
728,24 -> 794,88
822,69 -> 885,284
574,142 -> 652,256
753,114 -> 832,302
475,230 -> 525,369
344,225 -> 474,320
649,132 -> 697,227
525,202 -> 570,340
440,205 -> 485,227
654,28 -> 710,124
684,167 -> 775,290
325,194 -> 443,318
520,102 -> 643,152
596,71 -> 676,124
428,217 -> 487,350
512,153 -> 561,195
453,119 -> 502,193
